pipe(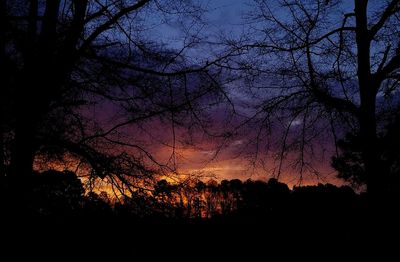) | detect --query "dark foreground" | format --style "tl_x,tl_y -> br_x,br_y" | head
2,173 -> 399,258
3,203 -> 399,260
